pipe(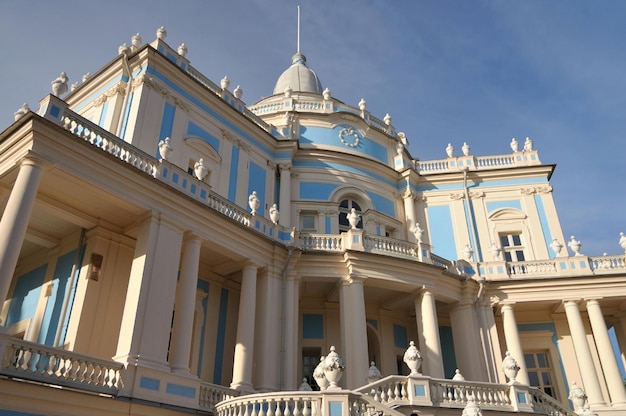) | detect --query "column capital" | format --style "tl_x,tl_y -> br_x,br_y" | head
182,231 -> 203,244
278,162 -> 292,172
